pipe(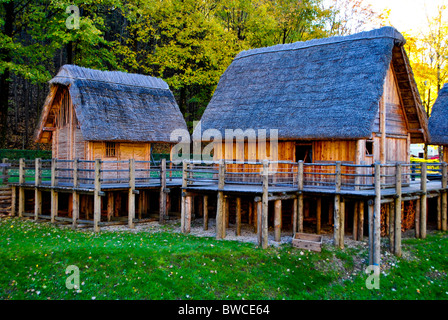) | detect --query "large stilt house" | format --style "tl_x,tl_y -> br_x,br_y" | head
195,27 -> 428,166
